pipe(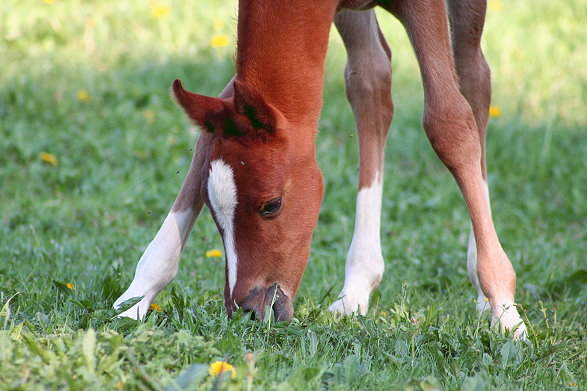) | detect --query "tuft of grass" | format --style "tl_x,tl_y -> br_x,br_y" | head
1,0 -> 585,390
